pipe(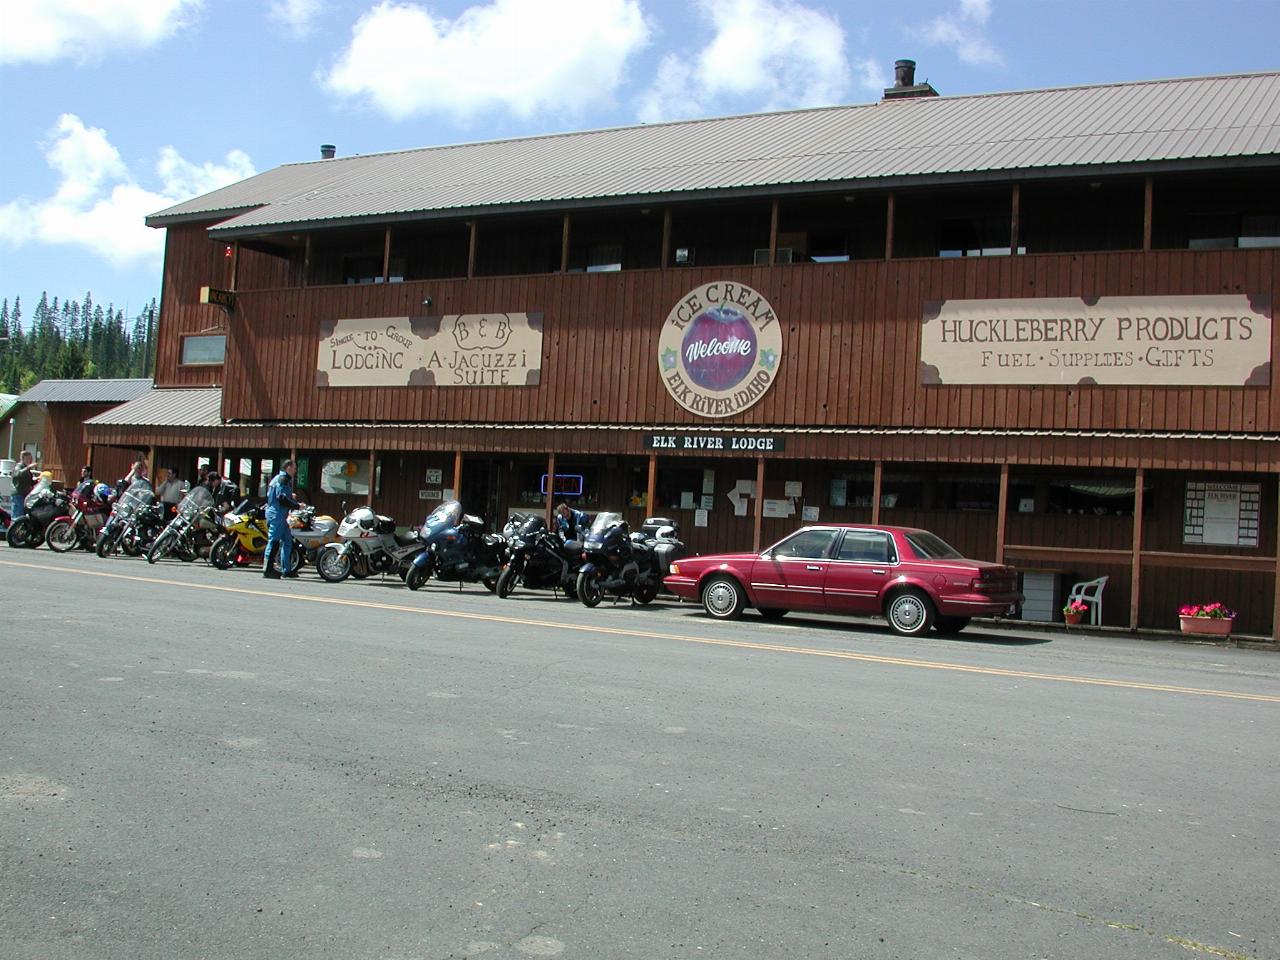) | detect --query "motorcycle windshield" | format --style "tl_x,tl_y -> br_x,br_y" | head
23,479 -> 56,508
586,512 -> 624,537
421,500 -> 462,535
112,481 -> 155,519
176,485 -> 214,519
